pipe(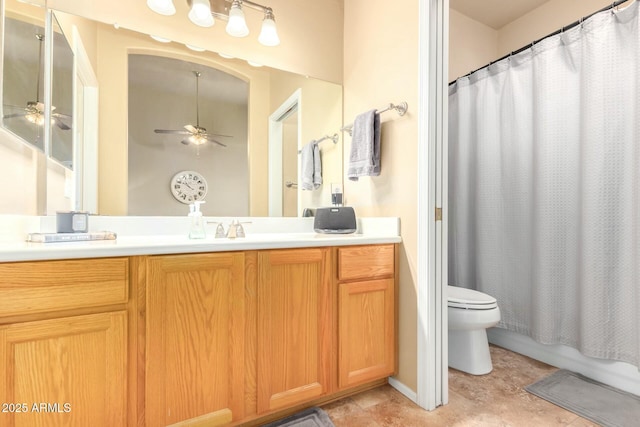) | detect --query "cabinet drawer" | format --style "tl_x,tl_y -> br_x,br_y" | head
0,258 -> 129,317
338,245 -> 395,281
